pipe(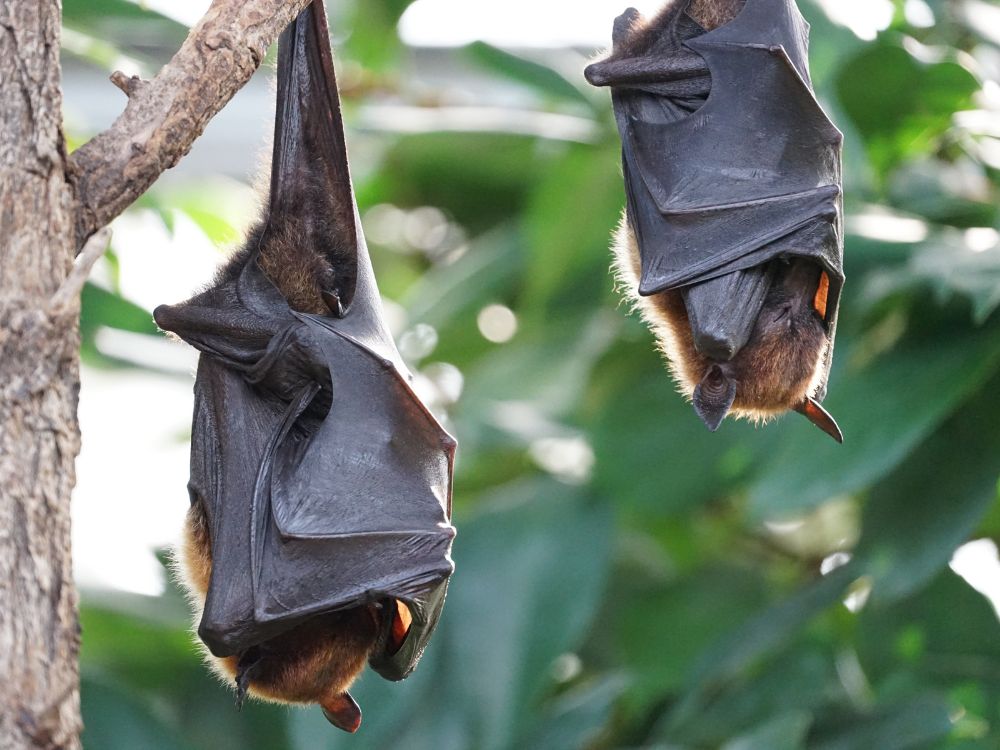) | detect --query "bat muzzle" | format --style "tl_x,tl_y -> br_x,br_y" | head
681,265 -> 773,363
